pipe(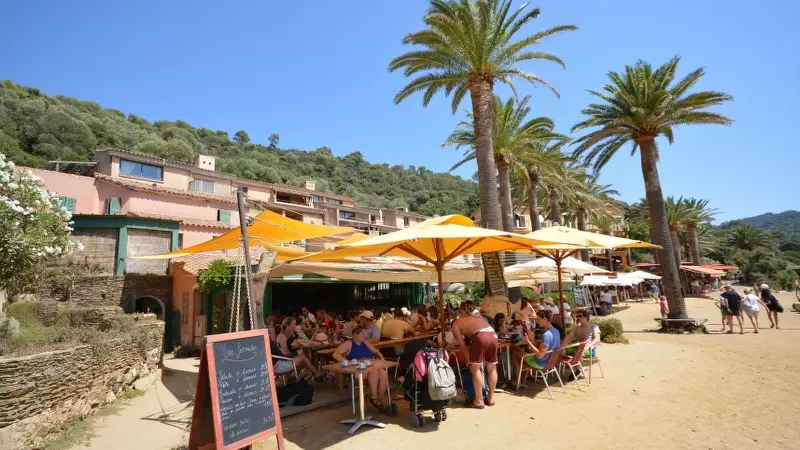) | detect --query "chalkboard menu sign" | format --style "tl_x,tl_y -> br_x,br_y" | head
572,285 -> 588,307
189,329 -> 284,450
481,252 -> 508,297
